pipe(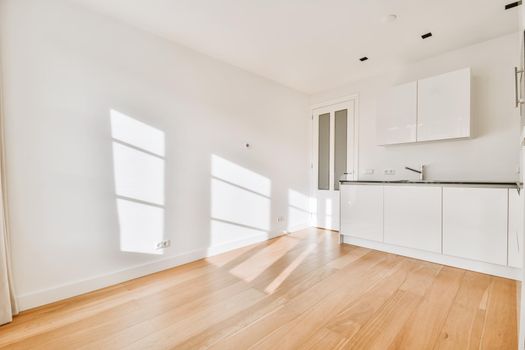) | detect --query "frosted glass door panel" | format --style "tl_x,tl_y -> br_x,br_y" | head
334,109 -> 347,190
318,113 -> 330,190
